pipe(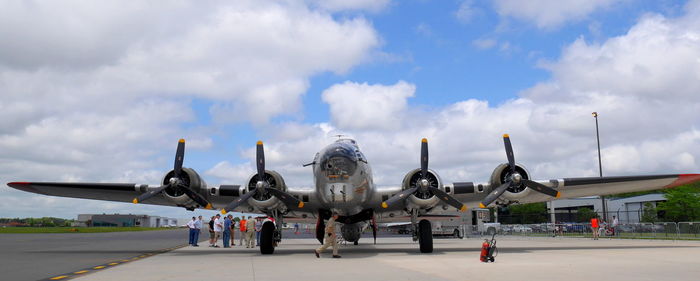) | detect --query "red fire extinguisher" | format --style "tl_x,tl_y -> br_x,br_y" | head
480,240 -> 490,262
480,233 -> 497,262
